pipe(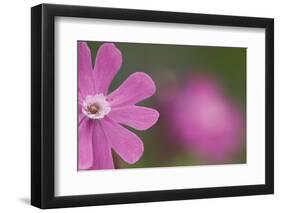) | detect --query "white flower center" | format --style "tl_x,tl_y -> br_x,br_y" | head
82,94 -> 111,119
